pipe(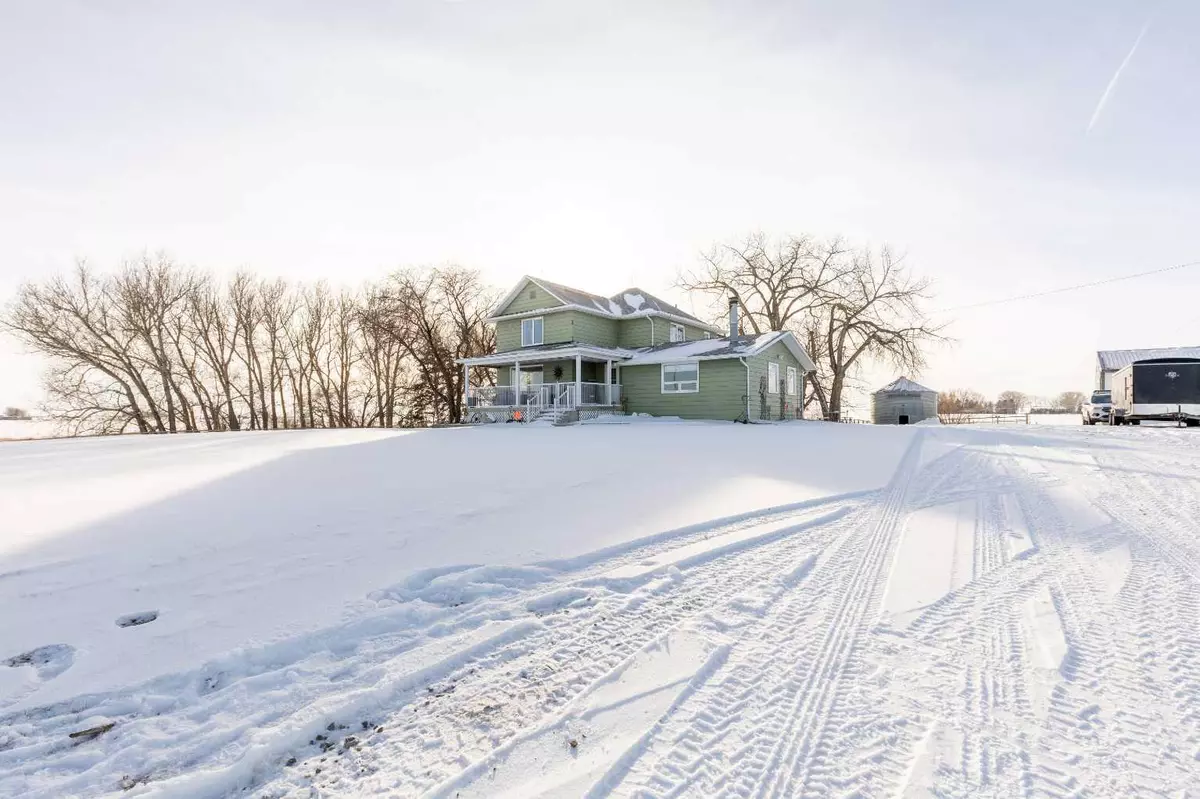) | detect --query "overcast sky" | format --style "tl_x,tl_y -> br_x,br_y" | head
3,0 -> 1199,410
